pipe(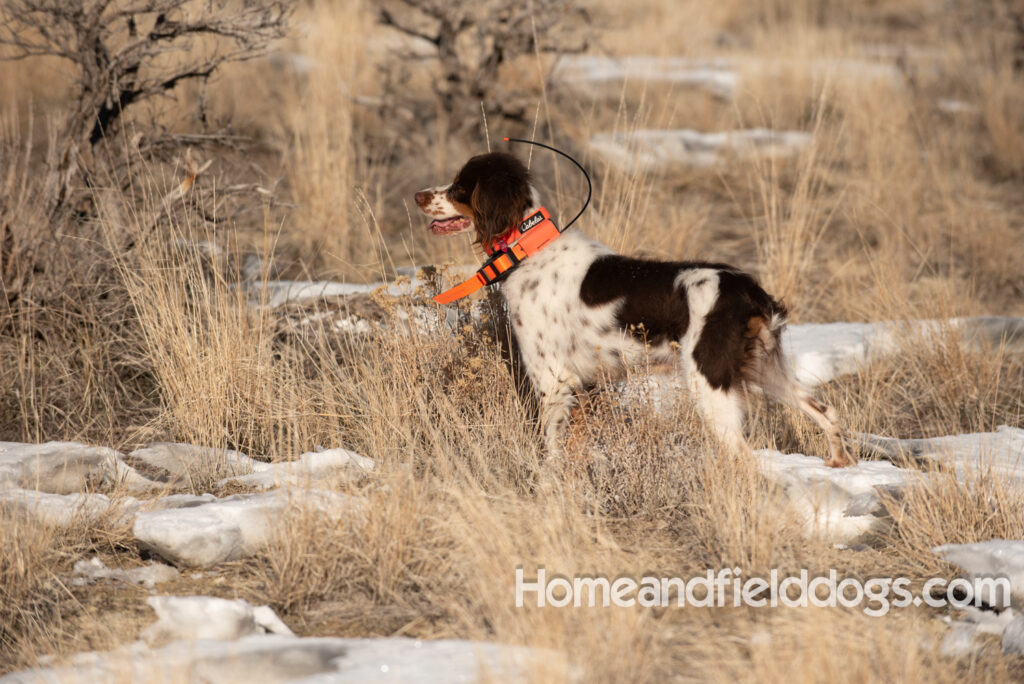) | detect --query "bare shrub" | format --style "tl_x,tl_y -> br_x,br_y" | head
372,0 -> 589,138
0,0 -> 290,220
0,1 -> 290,442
